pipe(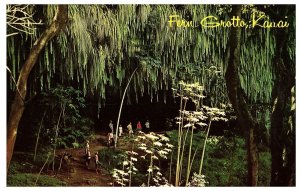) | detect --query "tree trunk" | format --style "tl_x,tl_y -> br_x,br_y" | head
224,5 -> 258,186
7,5 -> 68,172
270,6 -> 295,185
115,67 -> 138,148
